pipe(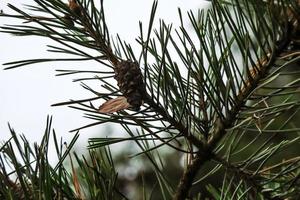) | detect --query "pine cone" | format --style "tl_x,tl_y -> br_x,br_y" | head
68,0 -> 82,18
114,60 -> 146,111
